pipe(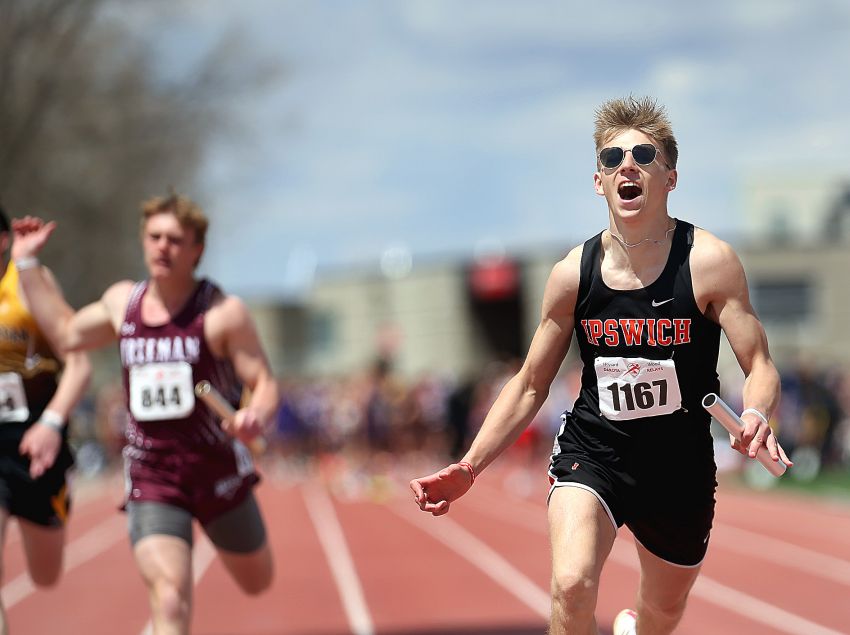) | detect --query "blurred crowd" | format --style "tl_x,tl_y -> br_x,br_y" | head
718,360 -> 850,480
71,357 -> 850,487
